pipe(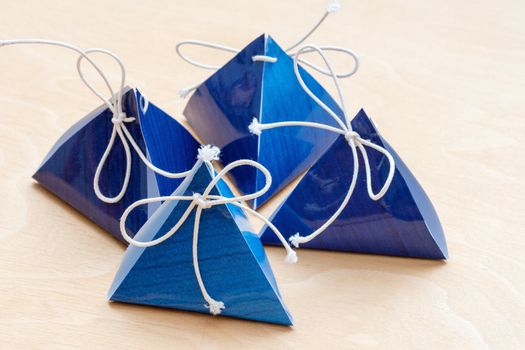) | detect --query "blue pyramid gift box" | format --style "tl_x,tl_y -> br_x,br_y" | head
109,162 -> 294,325
33,87 -> 202,243
0,39 -> 210,244
260,109 -> 448,259
182,34 -> 345,208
